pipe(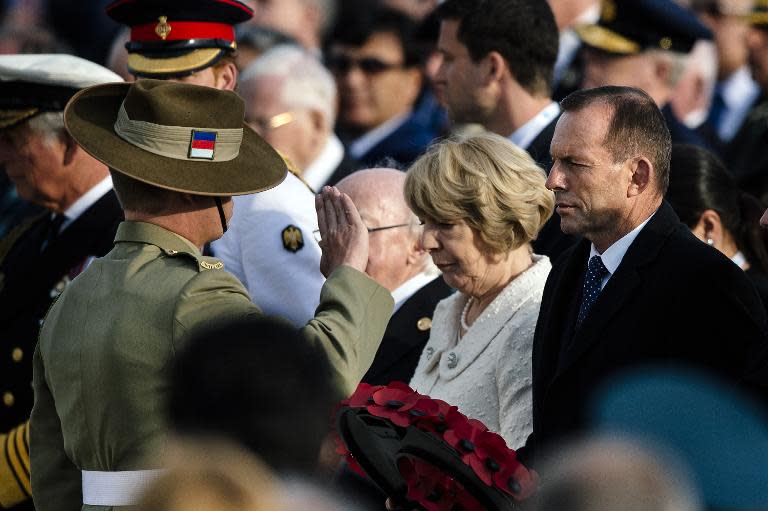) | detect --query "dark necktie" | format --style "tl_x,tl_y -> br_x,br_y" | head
576,255 -> 609,329
706,86 -> 726,132
41,214 -> 66,252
